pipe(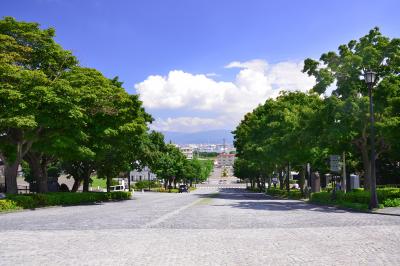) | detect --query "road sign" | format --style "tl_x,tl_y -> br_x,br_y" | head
330,155 -> 341,173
